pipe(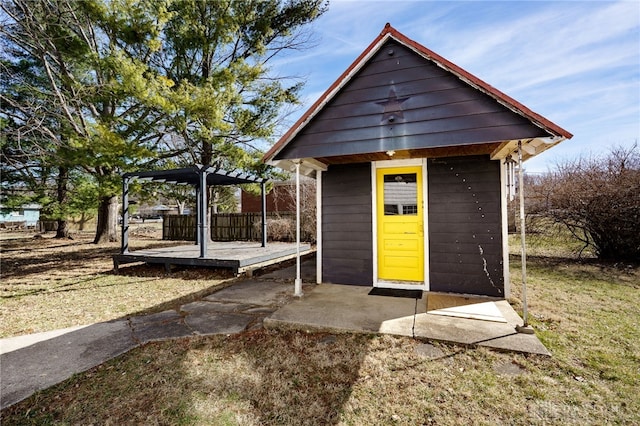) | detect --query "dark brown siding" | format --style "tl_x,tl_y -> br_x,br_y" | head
428,155 -> 504,297
276,40 -> 548,161
322,163 -> 373,285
